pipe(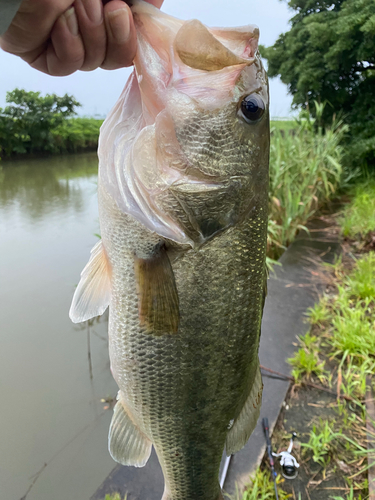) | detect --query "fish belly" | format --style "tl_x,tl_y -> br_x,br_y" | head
100,186 -> 267,500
